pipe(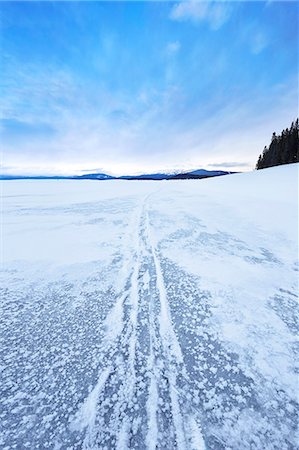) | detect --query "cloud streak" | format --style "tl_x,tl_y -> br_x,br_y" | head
170,1 -> 232,30
208,162 -> 251,169
166,41 -> 181,55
